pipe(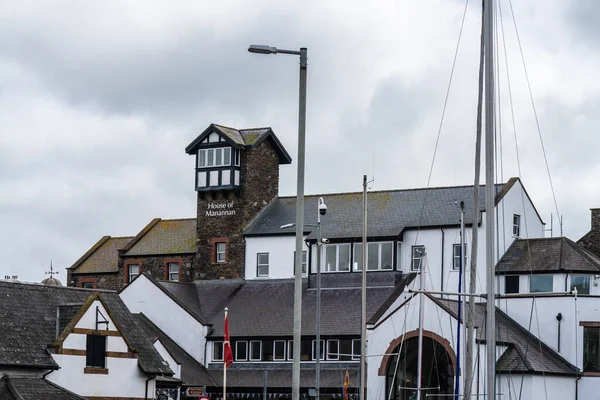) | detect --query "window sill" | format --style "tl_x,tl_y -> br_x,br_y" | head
583,372 -> 600,377
84,367 -> 109,375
